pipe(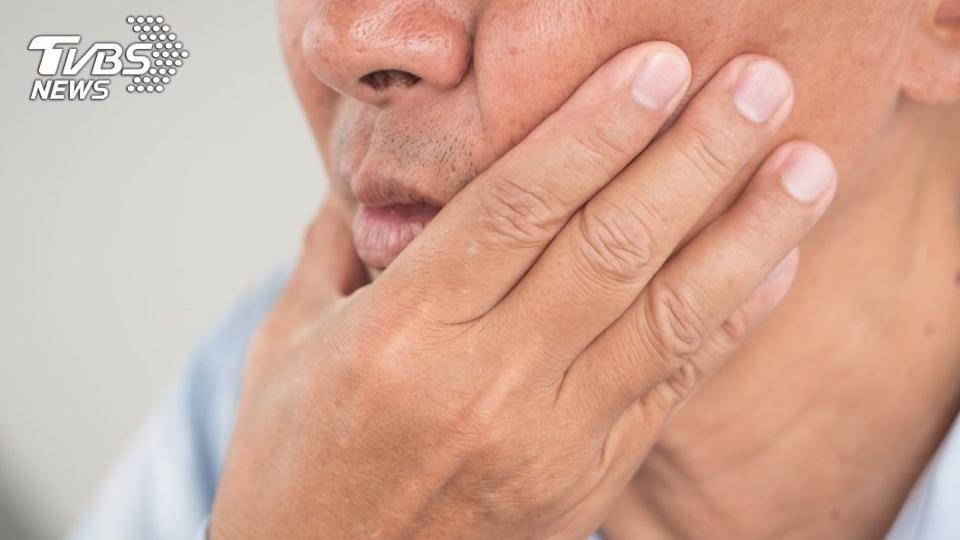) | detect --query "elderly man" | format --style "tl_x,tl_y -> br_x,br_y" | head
74,0 -> 960,538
